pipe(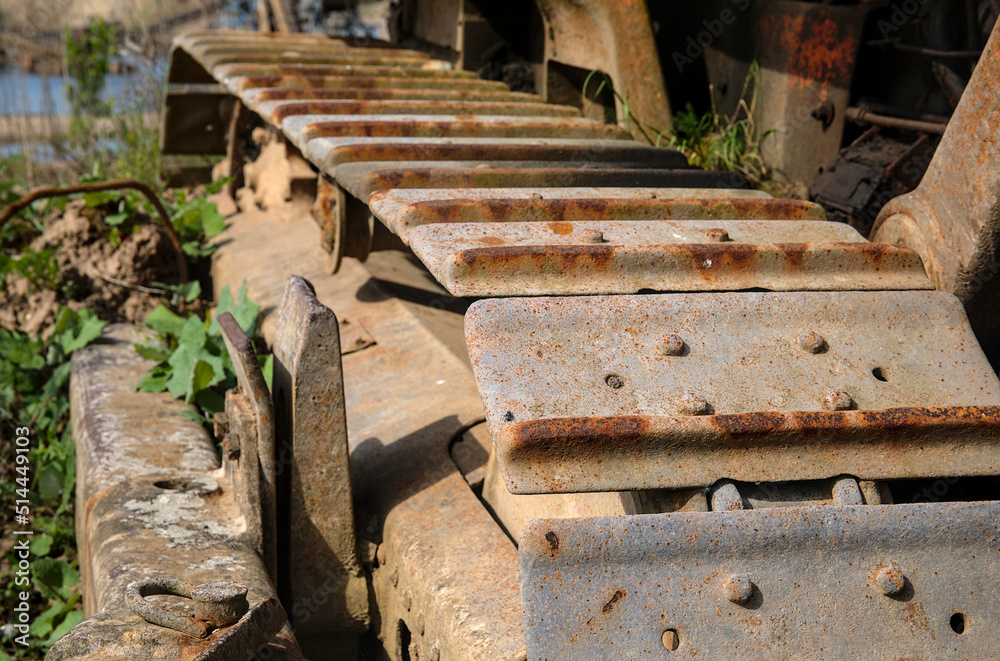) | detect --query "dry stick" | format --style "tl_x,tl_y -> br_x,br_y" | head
0,179 -> 189,282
